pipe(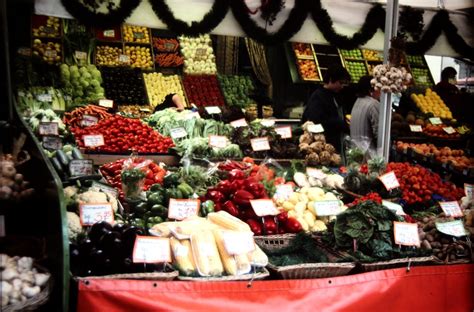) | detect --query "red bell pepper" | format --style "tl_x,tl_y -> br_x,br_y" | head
276,212 -> 288,223
228,169 -> 246,181
245,180 -> 265,198
232,190 -> 254,206
206,190 -> 225,203
246,219 -> 262,235
284,217 -> 303,233
239,207 -> 257,220
263,217 -> 277,235
215,180 -> 235,196
222,200 -> 239,217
